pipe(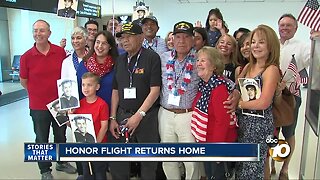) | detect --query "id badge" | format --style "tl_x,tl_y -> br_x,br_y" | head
124,87 -> 136,99
168,93 -> 181,106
